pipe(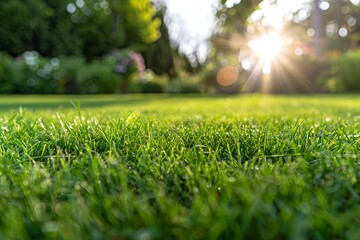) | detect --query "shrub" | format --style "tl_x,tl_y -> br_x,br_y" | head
137,70 -> 166,93
0,50 -> 149,94
13,51 -> 65,94
0,53 -> 86,94
166,77 -> 202,94
178,81 -> 201,93
107,49 -> 146,94
77,61 -> 120,94
57,57 -> 85,94
269,55 -> 326,94
0,52 -> 17,93
140,81 -> 164,93
325,50 -> 360,93
201,67 -> 219,93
